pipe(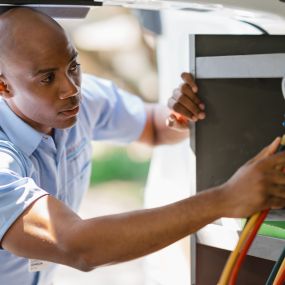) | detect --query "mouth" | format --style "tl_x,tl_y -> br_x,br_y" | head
60,105 -> 80,117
